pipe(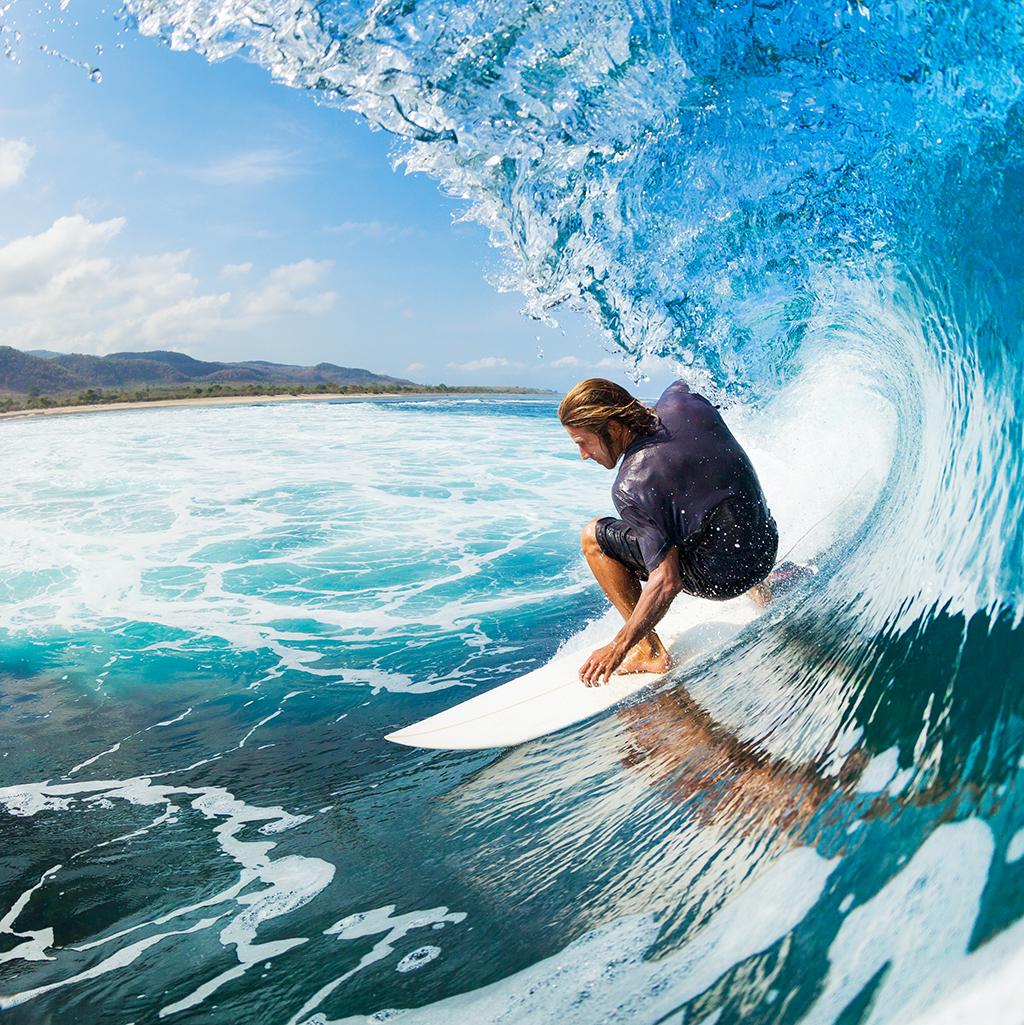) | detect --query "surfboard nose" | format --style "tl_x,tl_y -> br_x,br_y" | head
384,727 -> 440,749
